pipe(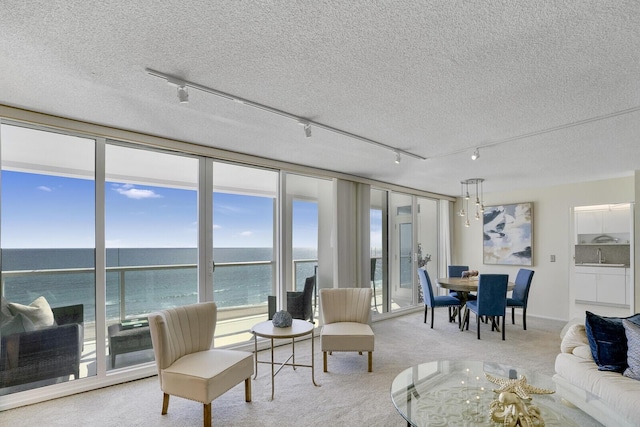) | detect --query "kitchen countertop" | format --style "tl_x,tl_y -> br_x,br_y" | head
575,263 -> 629,268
